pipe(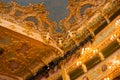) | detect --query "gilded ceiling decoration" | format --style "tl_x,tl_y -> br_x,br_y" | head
0,0 -> 120,80
0,27 -> 60,79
